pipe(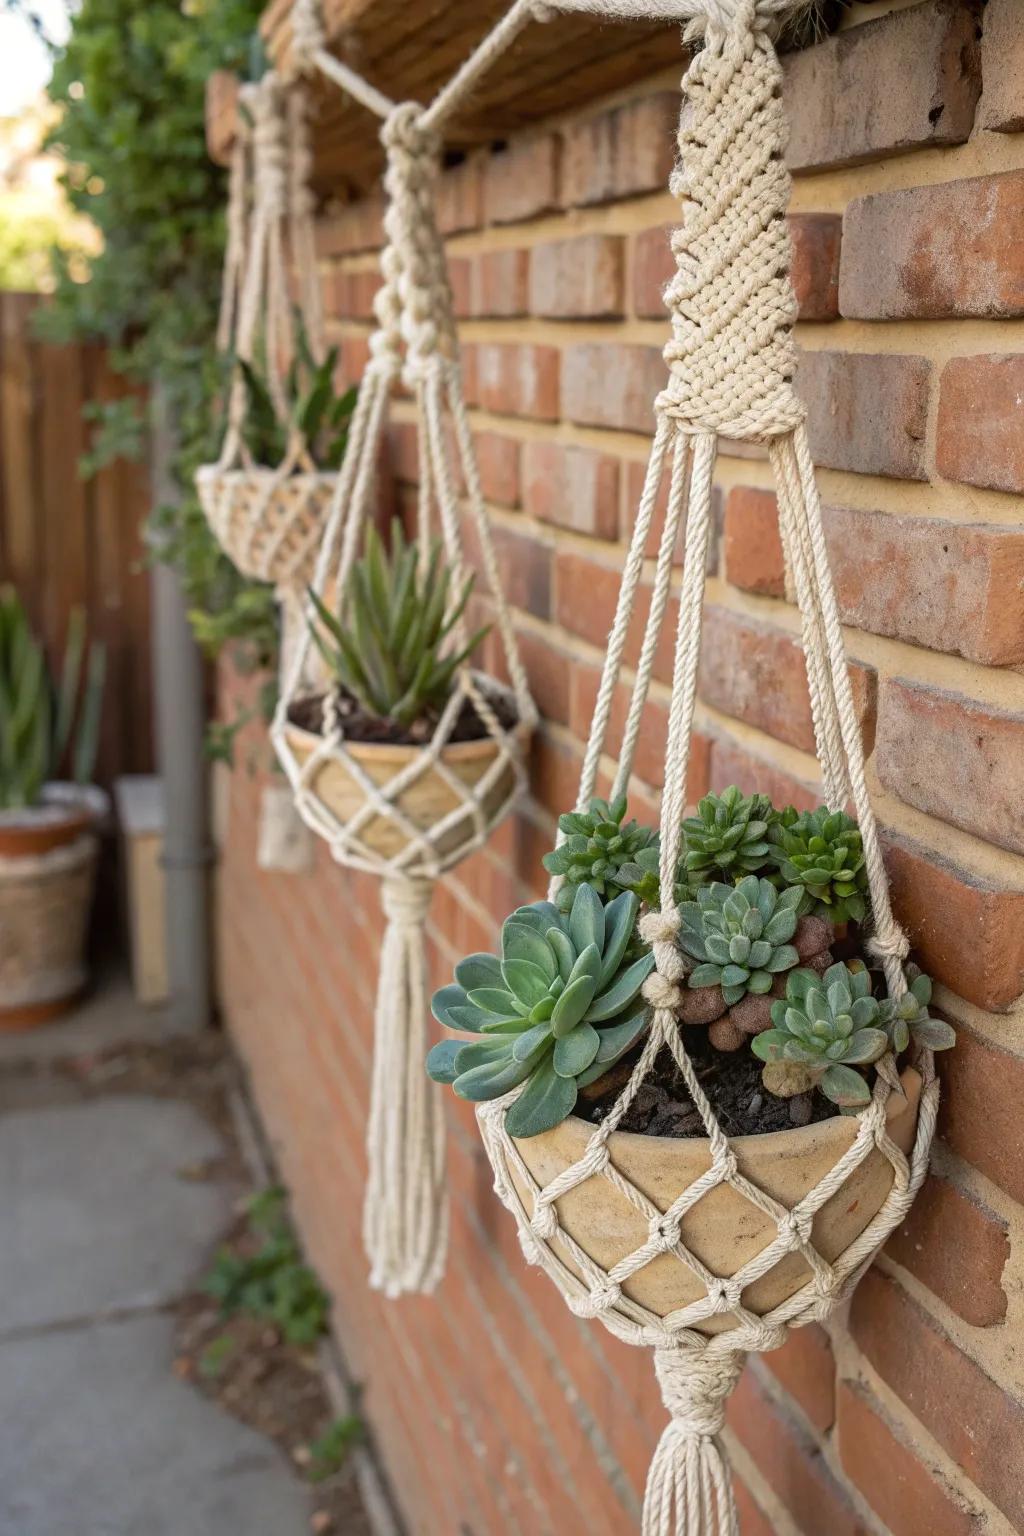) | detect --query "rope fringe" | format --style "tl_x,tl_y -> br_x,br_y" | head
642,1349 -> 743,1536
